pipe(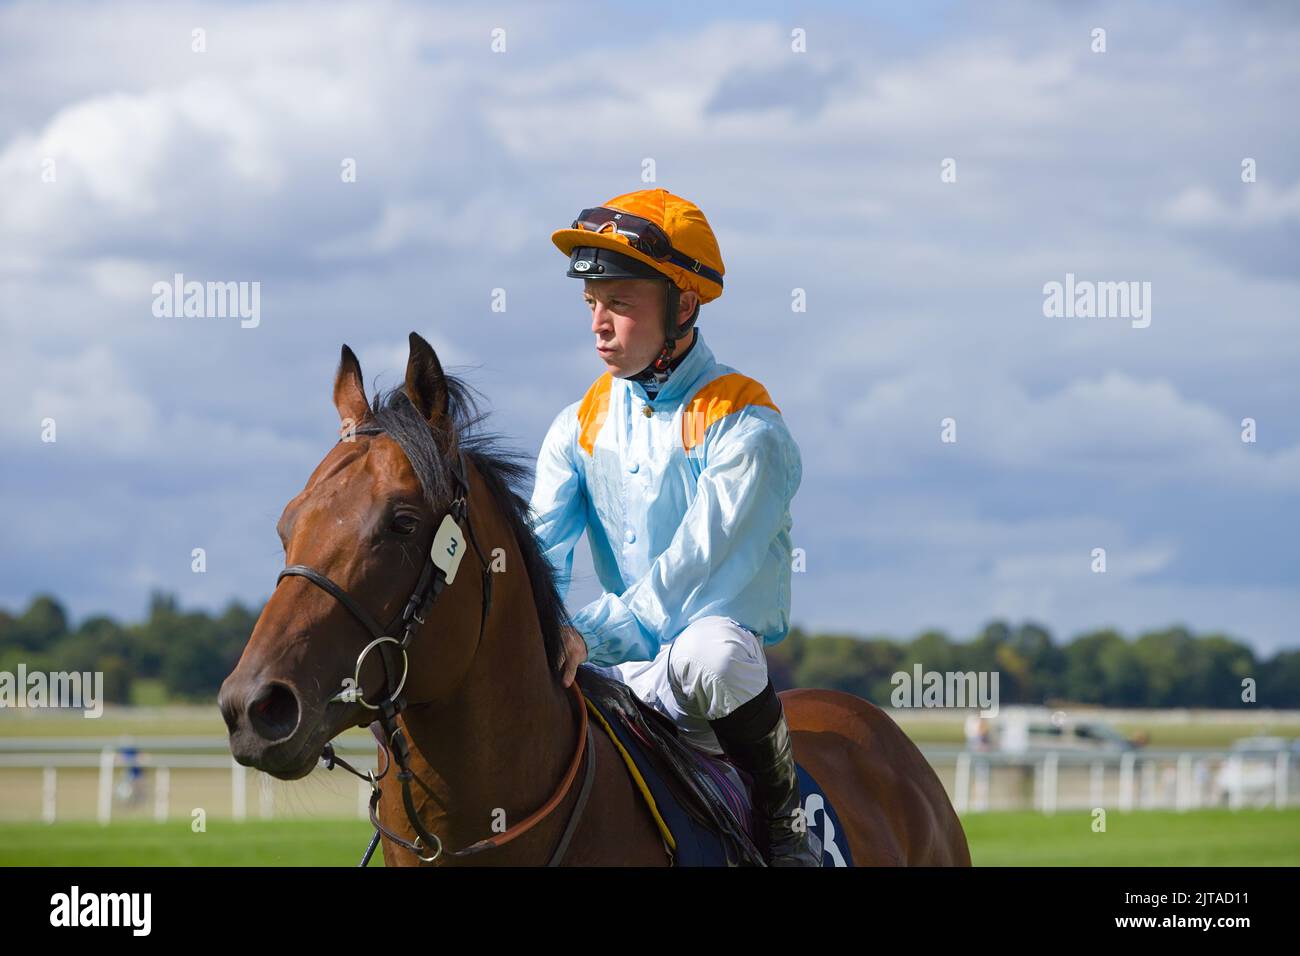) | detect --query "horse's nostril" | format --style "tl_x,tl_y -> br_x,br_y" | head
220,693 -> 240,735
246,683 -> 301,743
